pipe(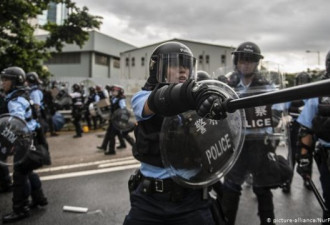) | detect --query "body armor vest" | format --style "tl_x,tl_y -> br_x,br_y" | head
111,96 -> 124,113
3,89 -> 36,121
312,96 -> 330,142
133,114 -> 164,167
72,93 -> 83,107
